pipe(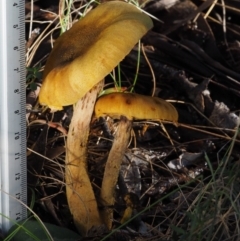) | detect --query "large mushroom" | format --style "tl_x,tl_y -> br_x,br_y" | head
94,92 -> 178,228
38,1 -> 153,235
